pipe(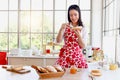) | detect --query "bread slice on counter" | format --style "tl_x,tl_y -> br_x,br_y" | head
91,69 -> 102,76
